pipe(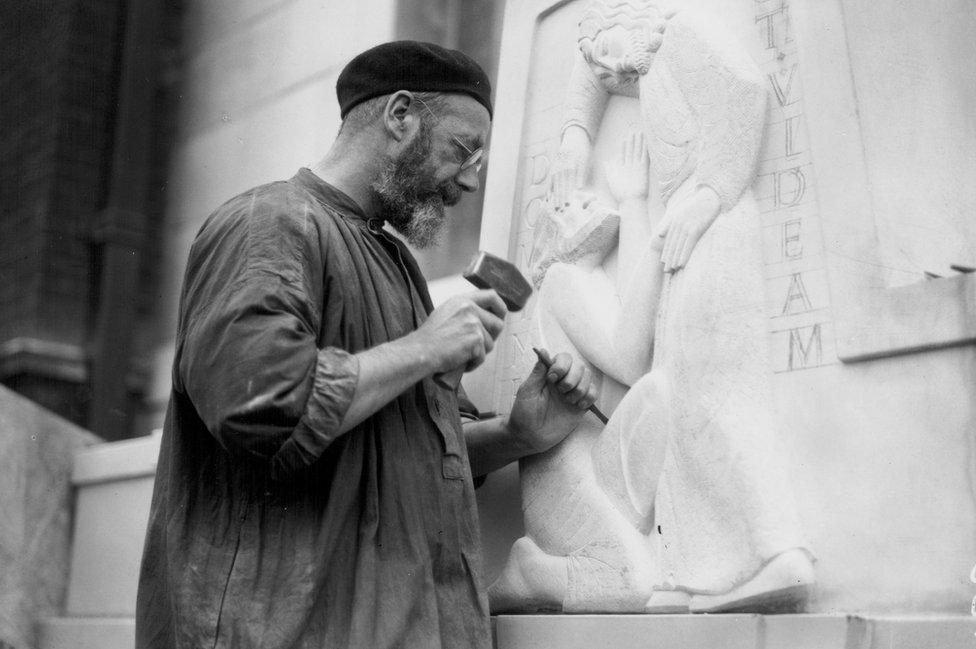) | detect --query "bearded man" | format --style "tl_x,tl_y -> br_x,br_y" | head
135,41 -> 596,649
